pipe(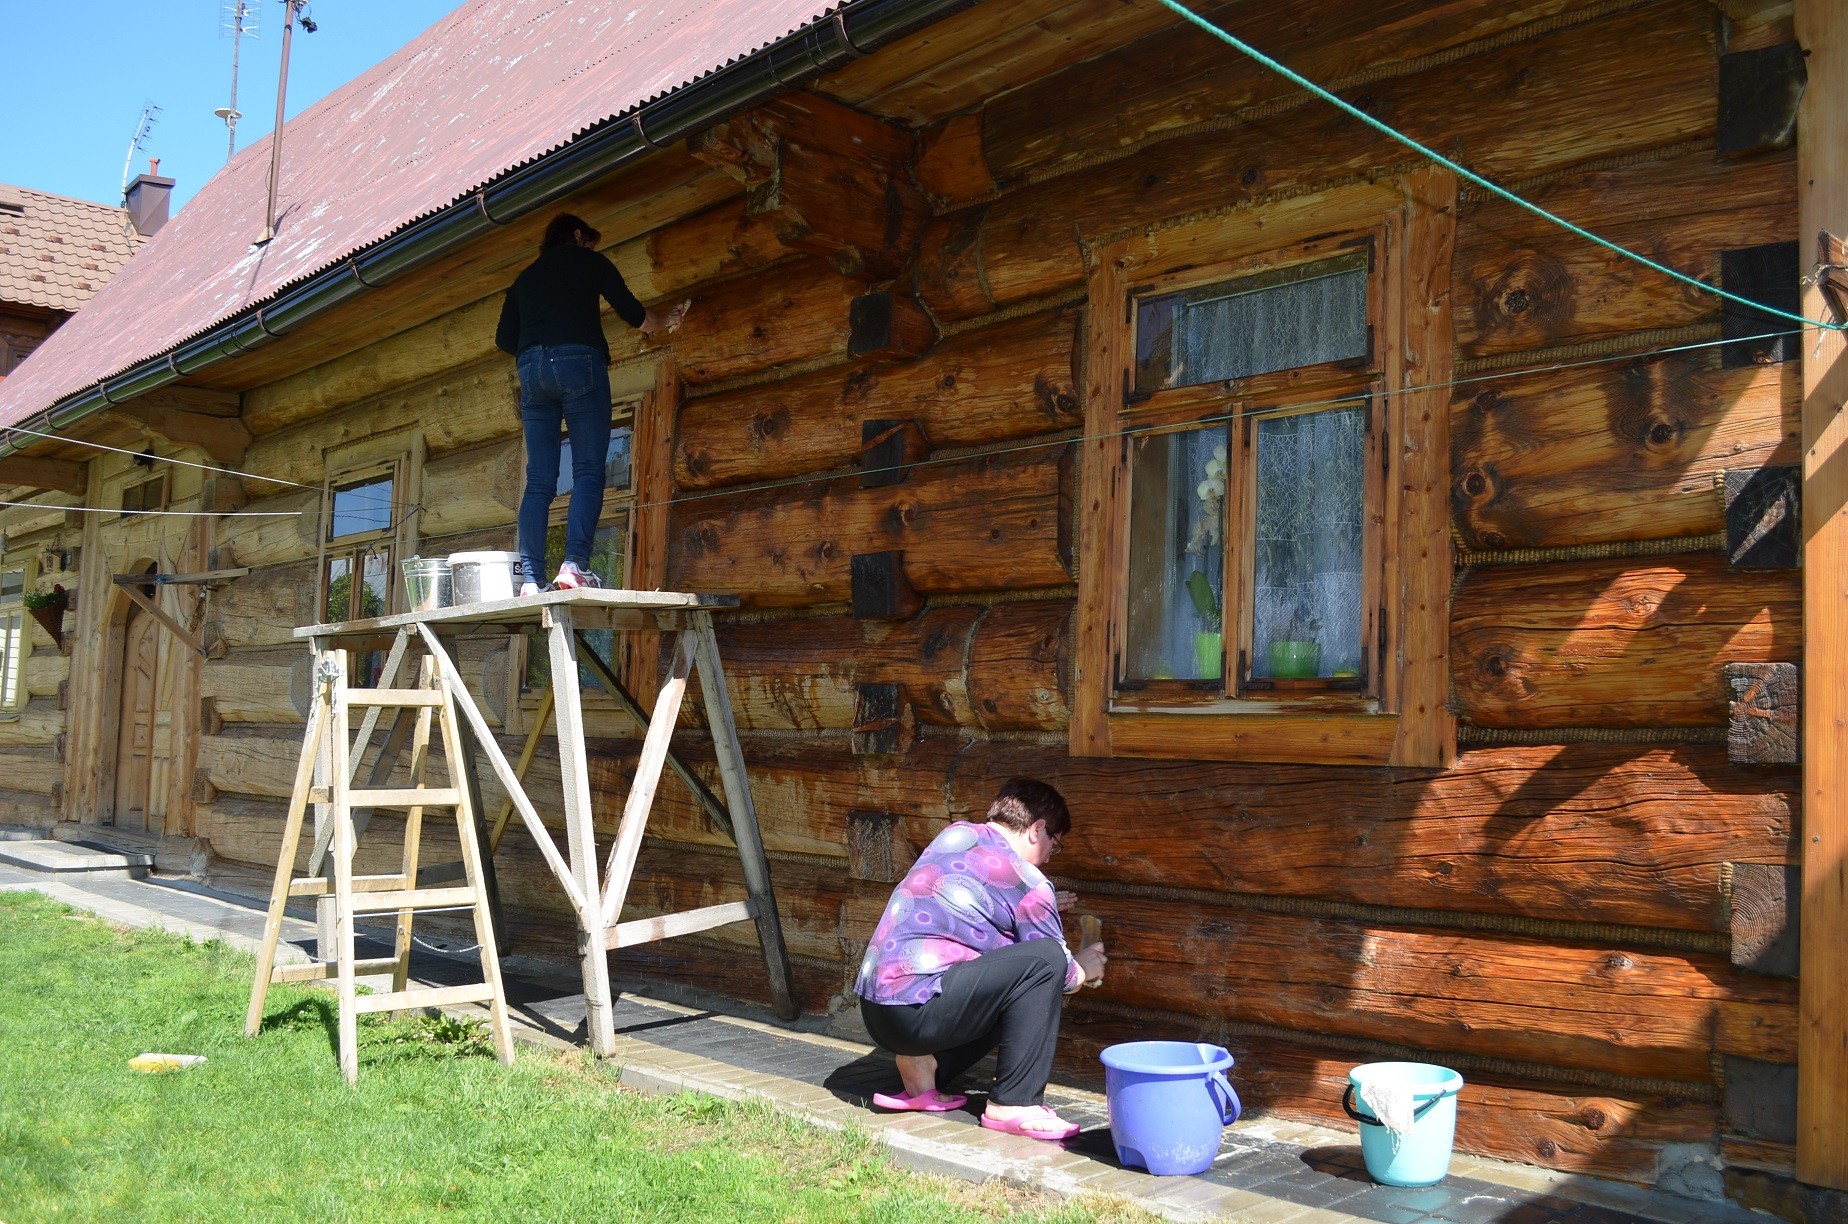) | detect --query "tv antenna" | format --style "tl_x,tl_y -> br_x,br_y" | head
215,0 -> 259,162
257,0 -> 317,244
119,102 -> 162,201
